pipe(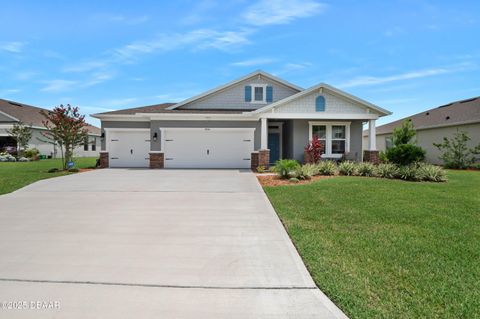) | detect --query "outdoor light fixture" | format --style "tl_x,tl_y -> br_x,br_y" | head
101,132 -> 105,138
153,132 -> 158,141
